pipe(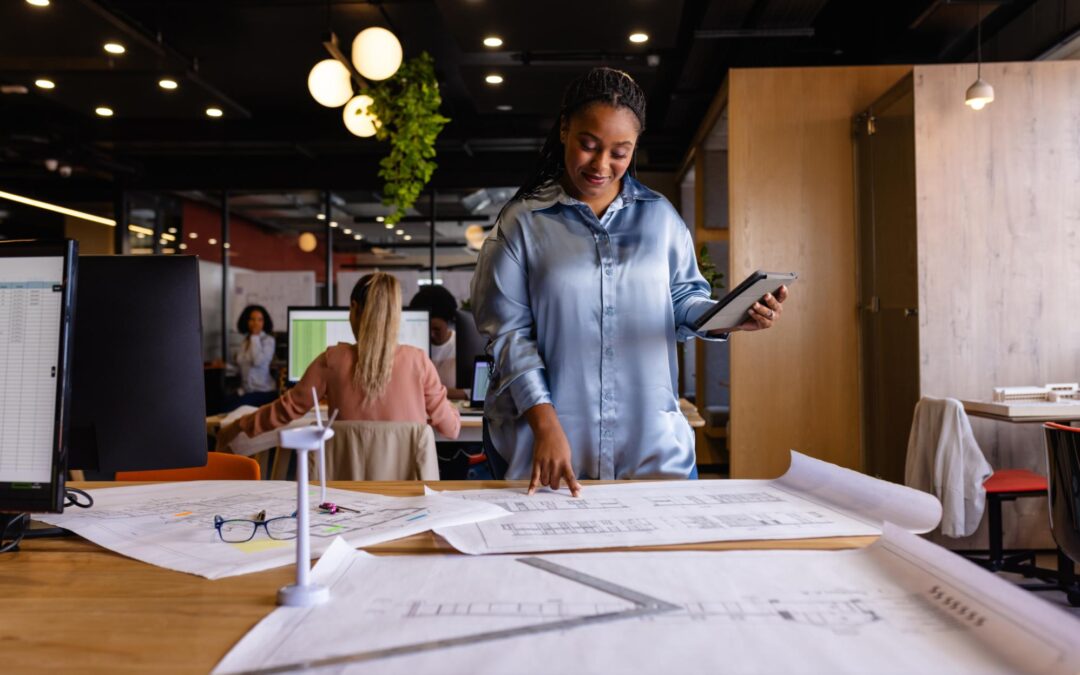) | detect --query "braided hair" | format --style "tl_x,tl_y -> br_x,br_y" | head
507,67 -> 647,206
